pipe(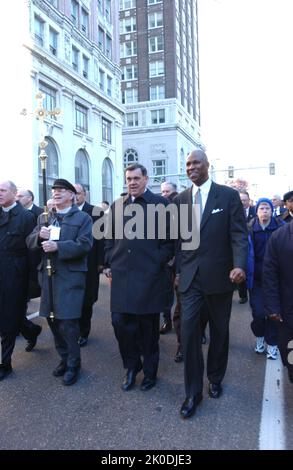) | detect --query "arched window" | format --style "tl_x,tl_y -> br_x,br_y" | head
75,149 -> 90,200
38,137 -> 59,206
123,148 -> 138,172
102,158 -> 113,204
